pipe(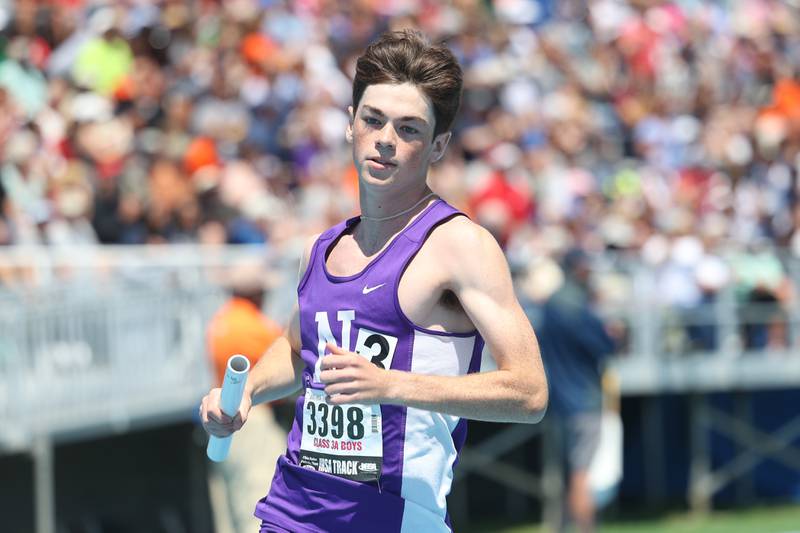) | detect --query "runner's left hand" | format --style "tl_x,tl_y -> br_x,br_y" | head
320,343 -> 393,405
